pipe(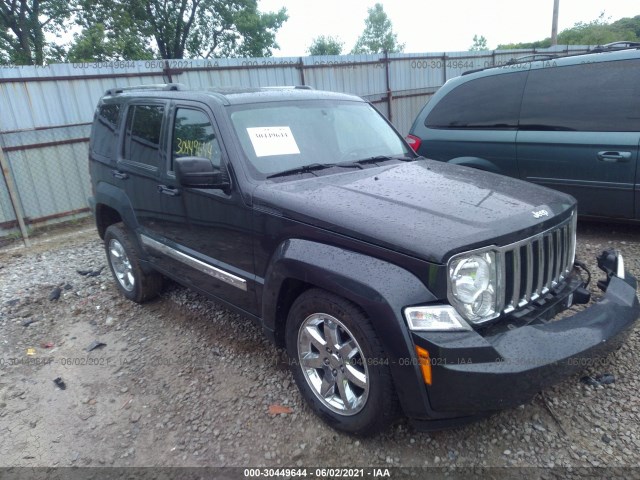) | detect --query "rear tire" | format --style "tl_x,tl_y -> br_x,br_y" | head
285,289 -> 398,435
104,223 -> 162,303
